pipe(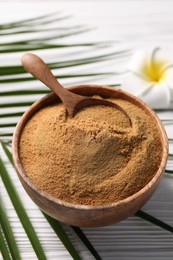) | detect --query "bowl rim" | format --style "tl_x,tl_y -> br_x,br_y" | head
12,84 -> 168,210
